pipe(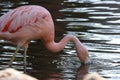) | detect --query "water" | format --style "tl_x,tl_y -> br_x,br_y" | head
0,0 -> 120,80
